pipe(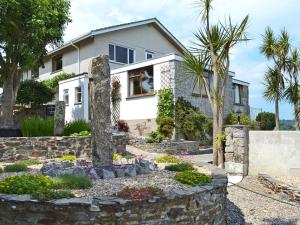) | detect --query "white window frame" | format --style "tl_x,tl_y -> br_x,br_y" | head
109,44 -> 135,64
75,86 -> 82,104
145,50 -> 154,60
234,84 -> 242,104
63,89 -> 69,105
